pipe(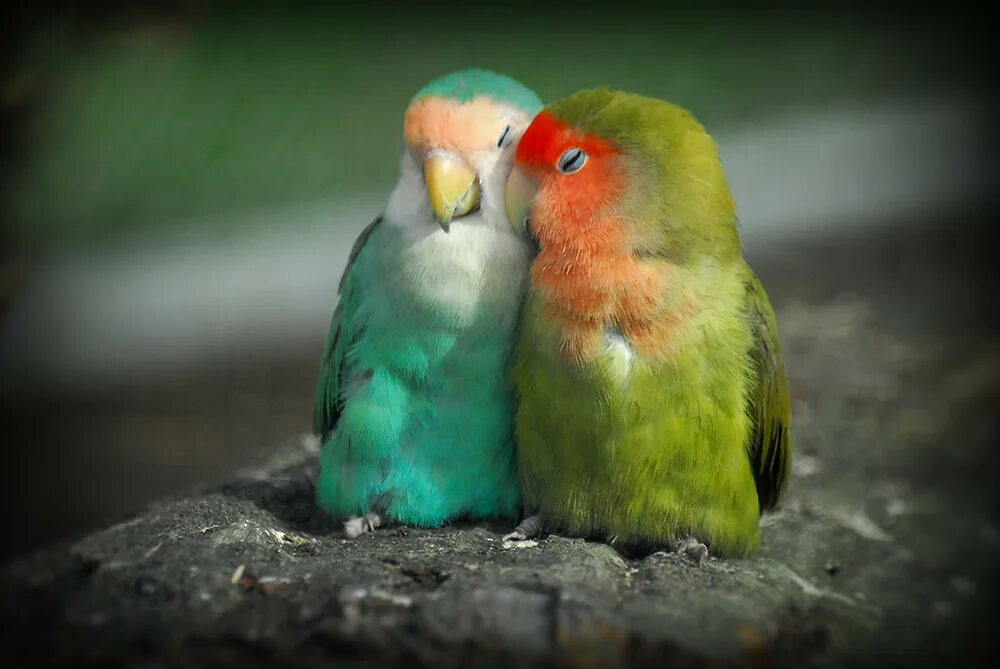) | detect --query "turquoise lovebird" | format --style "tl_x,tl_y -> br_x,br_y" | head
313,69 -> 543,538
